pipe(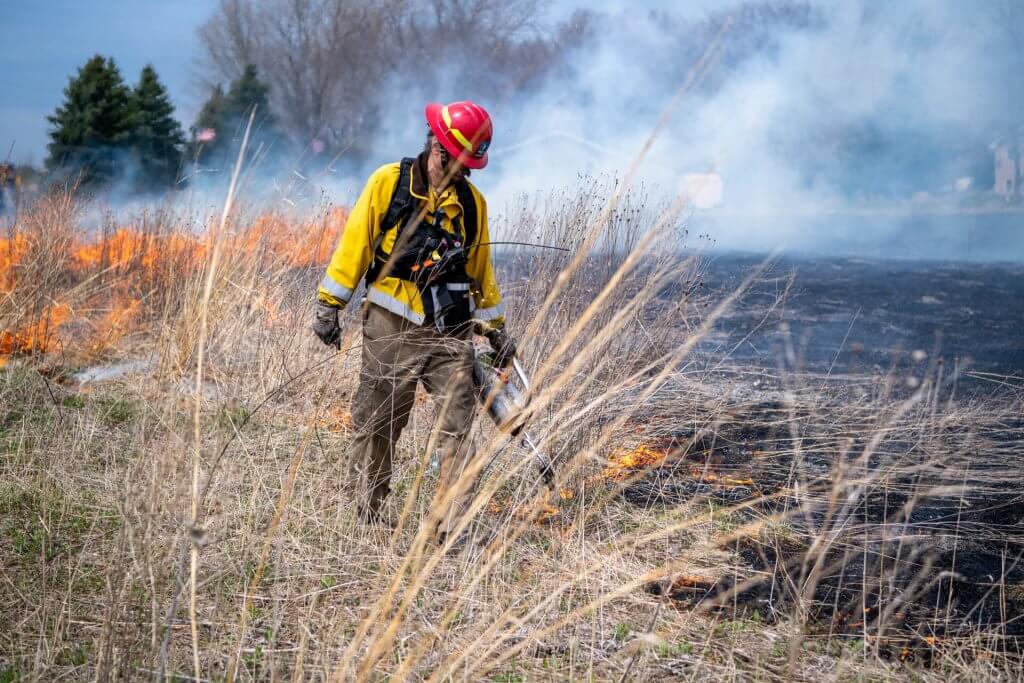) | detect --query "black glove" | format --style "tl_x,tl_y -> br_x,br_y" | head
312,301 -> 342,349
485,327 -> 517,368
